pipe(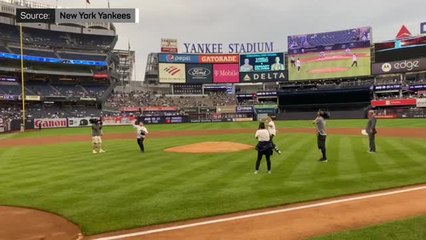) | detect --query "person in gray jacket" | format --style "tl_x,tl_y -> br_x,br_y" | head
366,110 -> 377,153
313,110 -> 328,162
